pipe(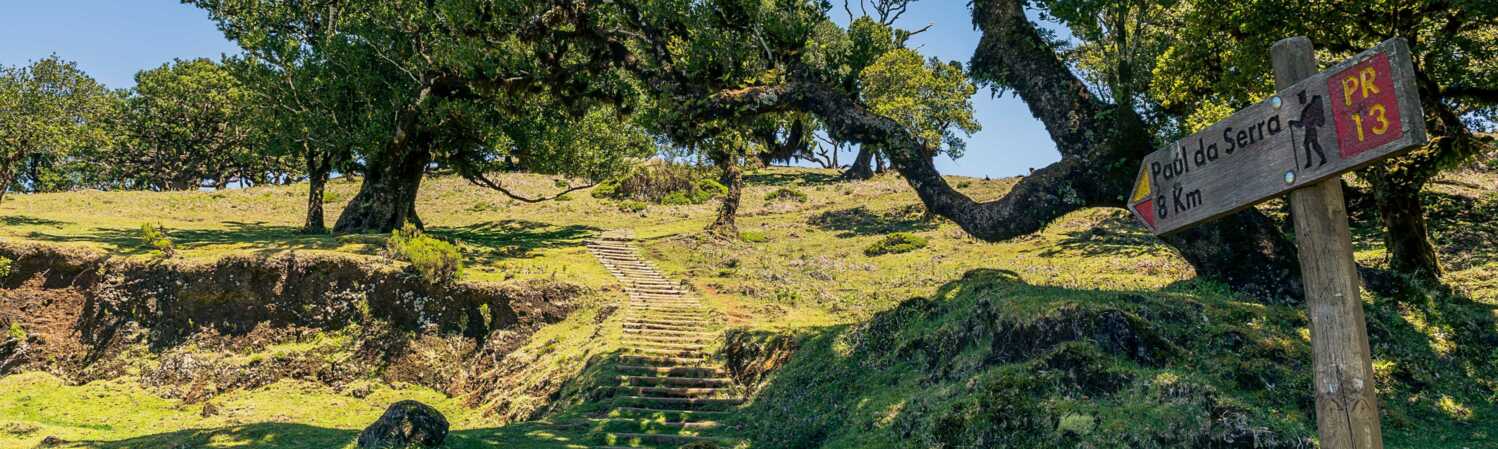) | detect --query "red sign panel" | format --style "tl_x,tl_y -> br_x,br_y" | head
1328,53 -> 1403,158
